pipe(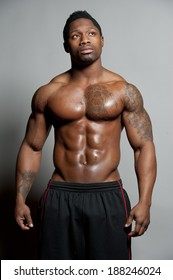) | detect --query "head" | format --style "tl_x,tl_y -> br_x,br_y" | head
63,11 -> 104,66
63,10 -> 102,44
